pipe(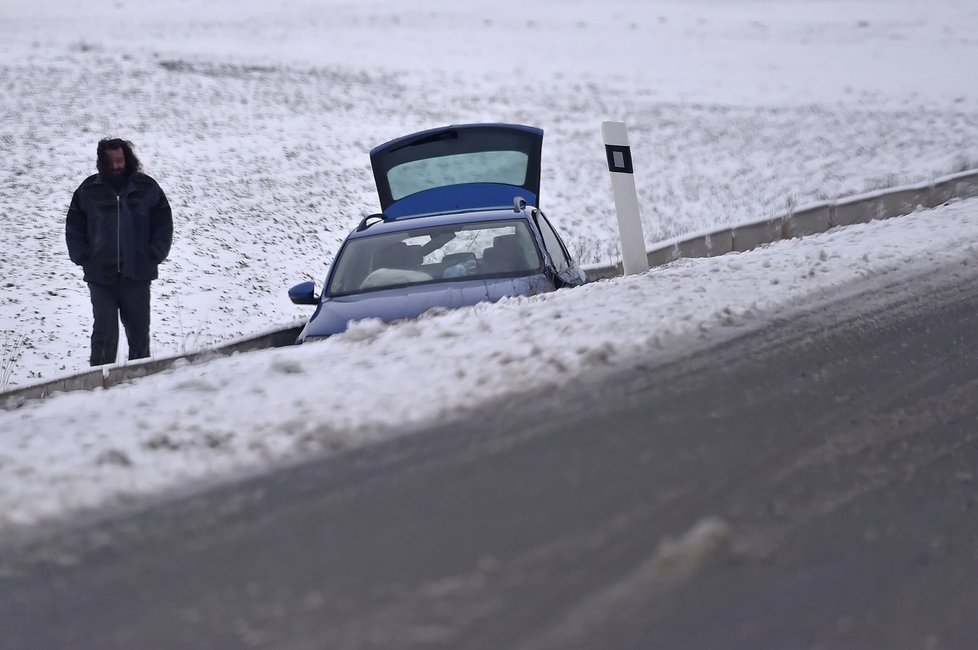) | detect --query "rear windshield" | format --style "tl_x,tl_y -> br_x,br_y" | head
387,151 -> 529,201
327,219 -> 542,297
